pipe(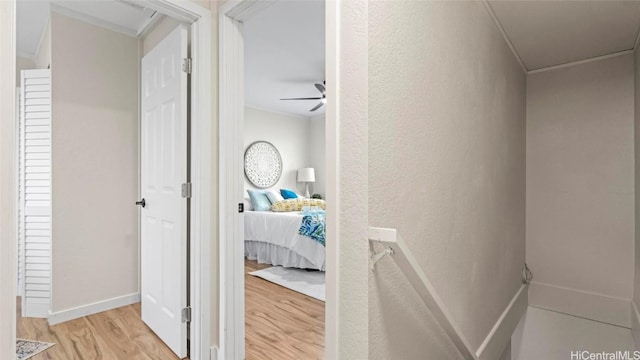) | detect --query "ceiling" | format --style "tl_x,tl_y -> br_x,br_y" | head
16,0 -> 50,58
244,0 -> 325,117
18,0 -> 325,117
488,0 -> 640,71
17,0 -> 157,58
19,1 -> 638,108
